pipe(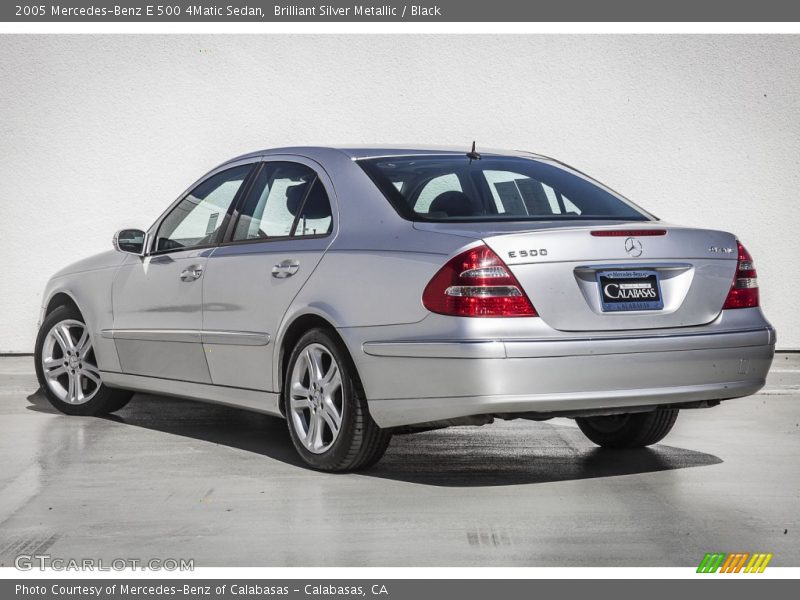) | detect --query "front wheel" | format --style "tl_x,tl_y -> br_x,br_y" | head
283,328 -> 391,472
34,305 -> 132,416
575,408 -> 679,449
